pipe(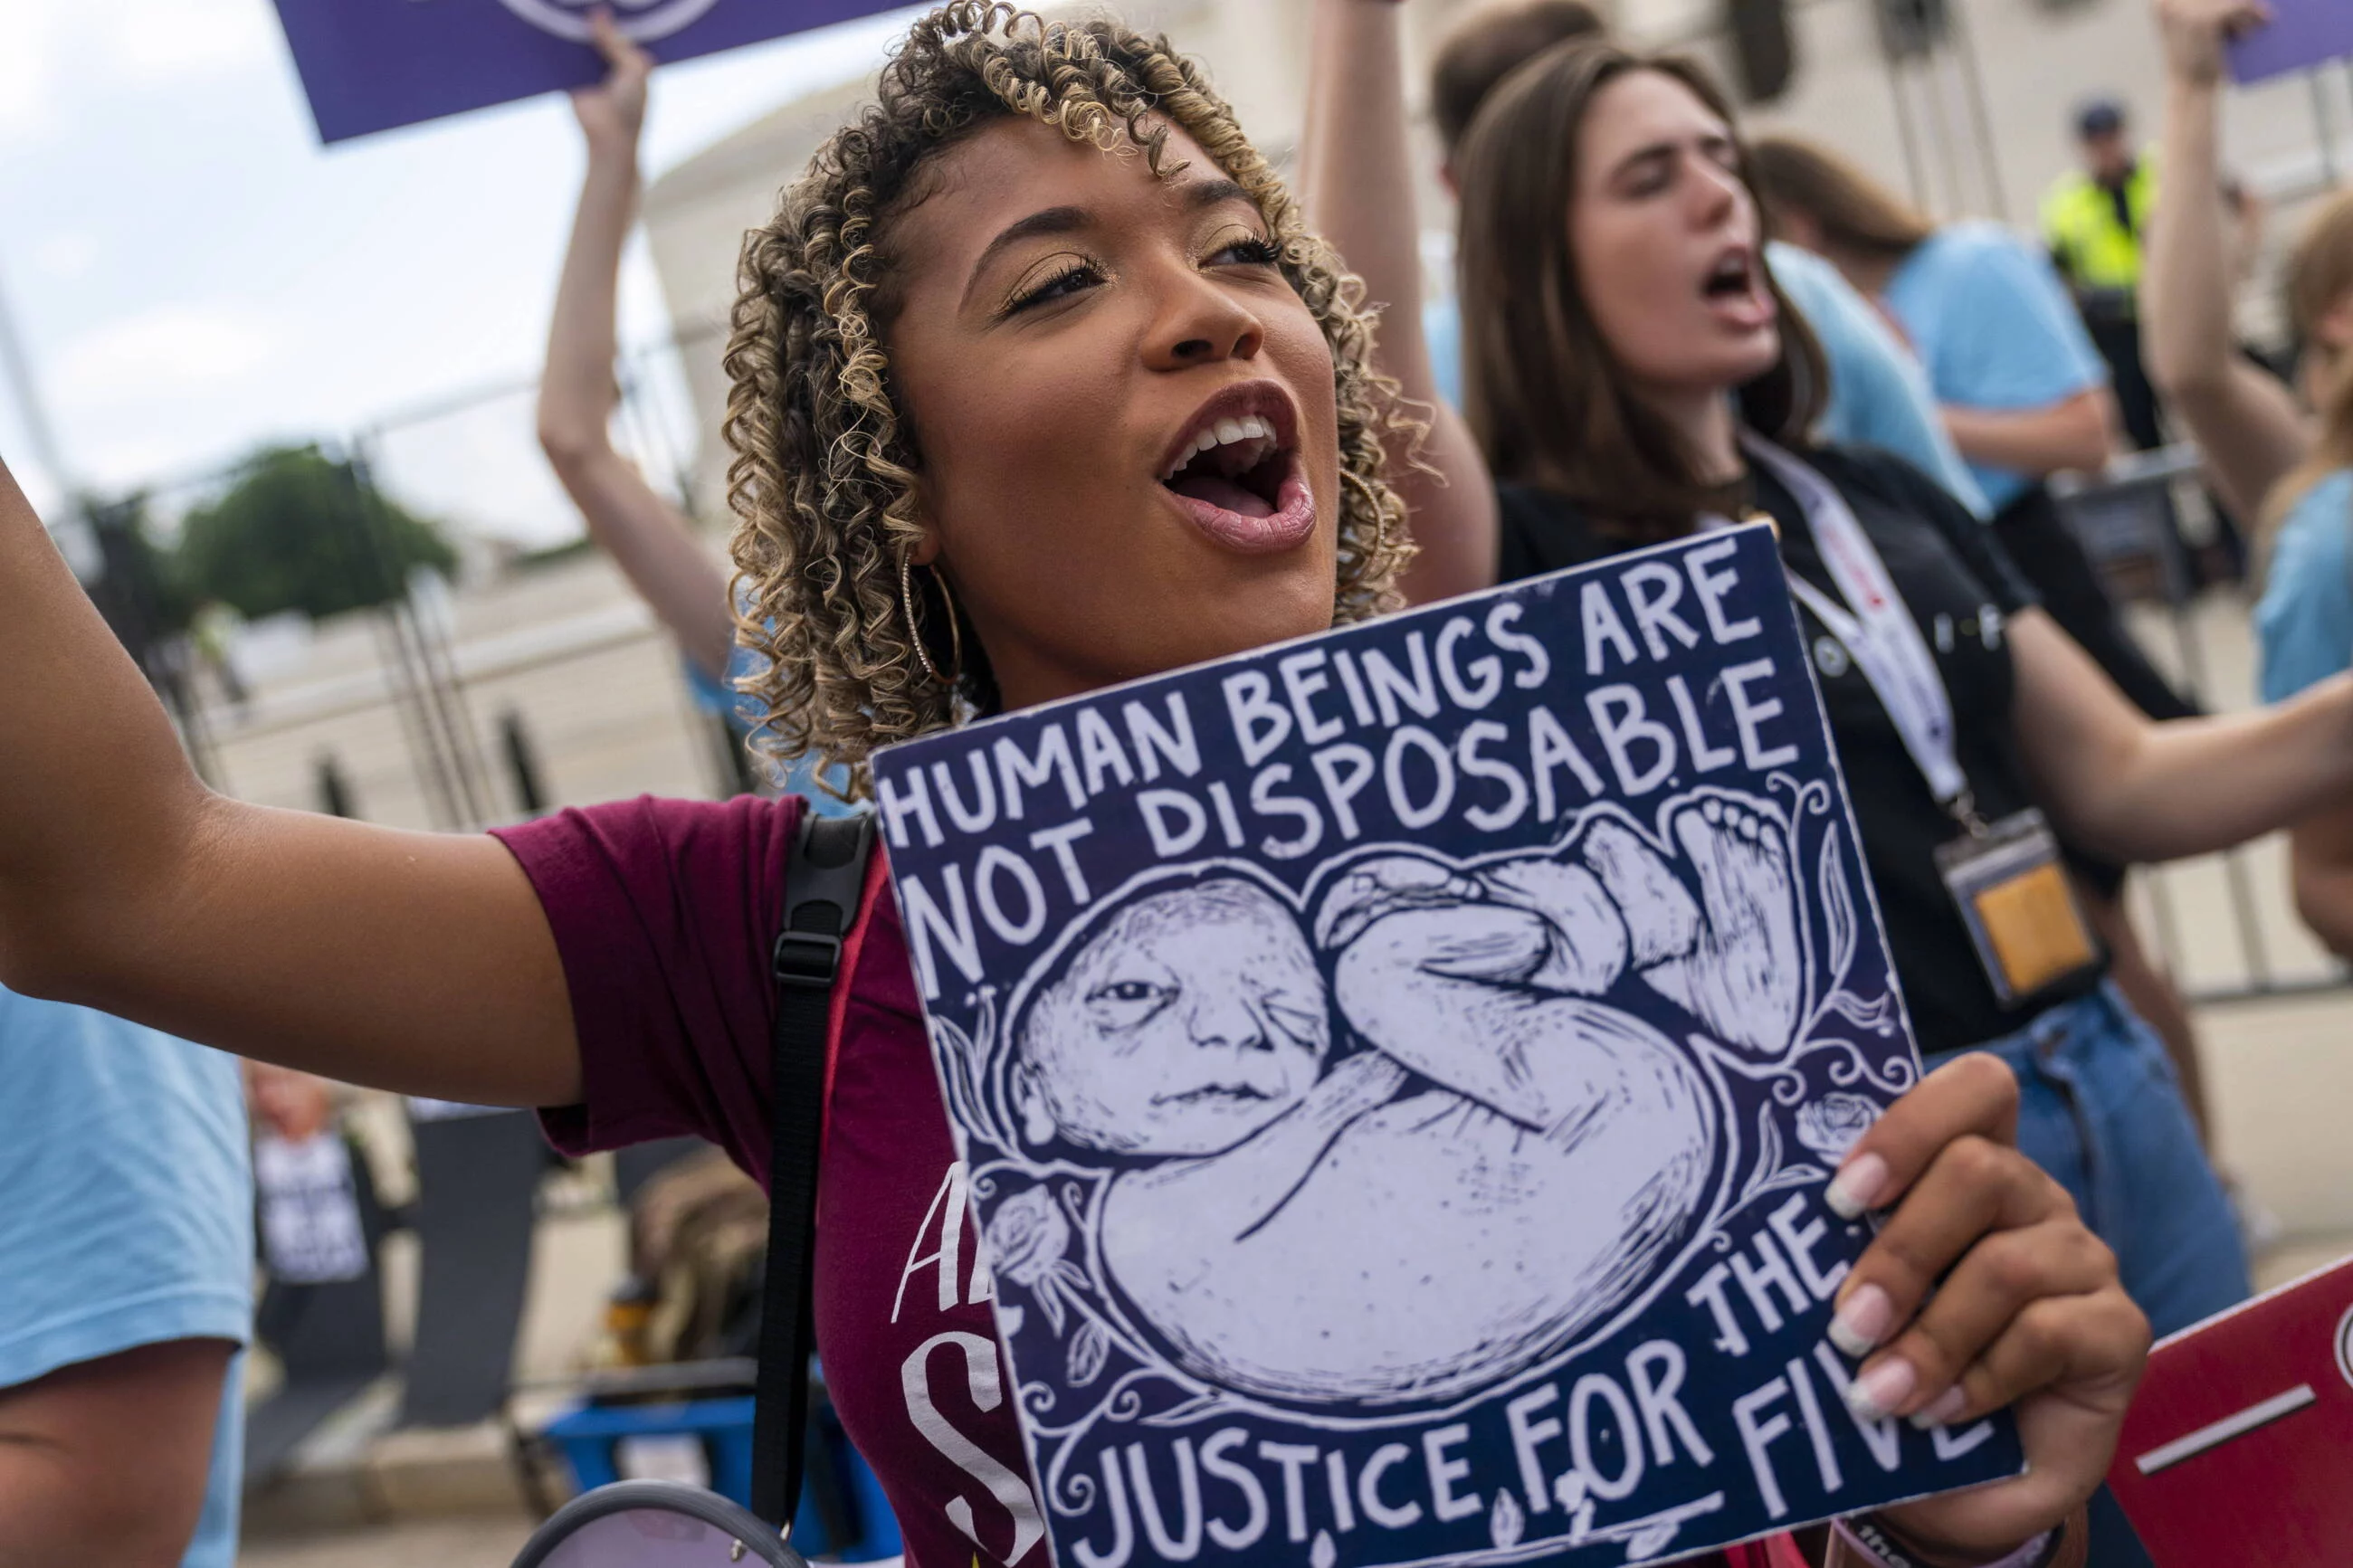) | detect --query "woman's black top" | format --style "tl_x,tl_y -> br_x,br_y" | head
1496,444 -> 2109,1057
